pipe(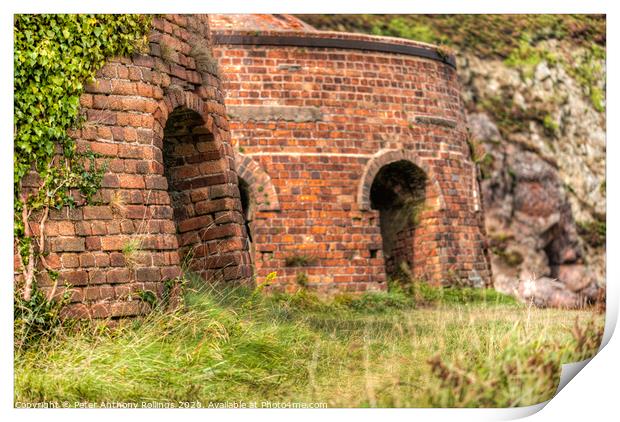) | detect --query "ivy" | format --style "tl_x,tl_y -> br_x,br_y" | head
14,14 -> 152,300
